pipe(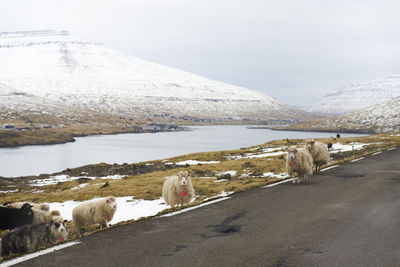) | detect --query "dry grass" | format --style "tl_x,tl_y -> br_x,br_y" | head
2,133 -> 399,205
